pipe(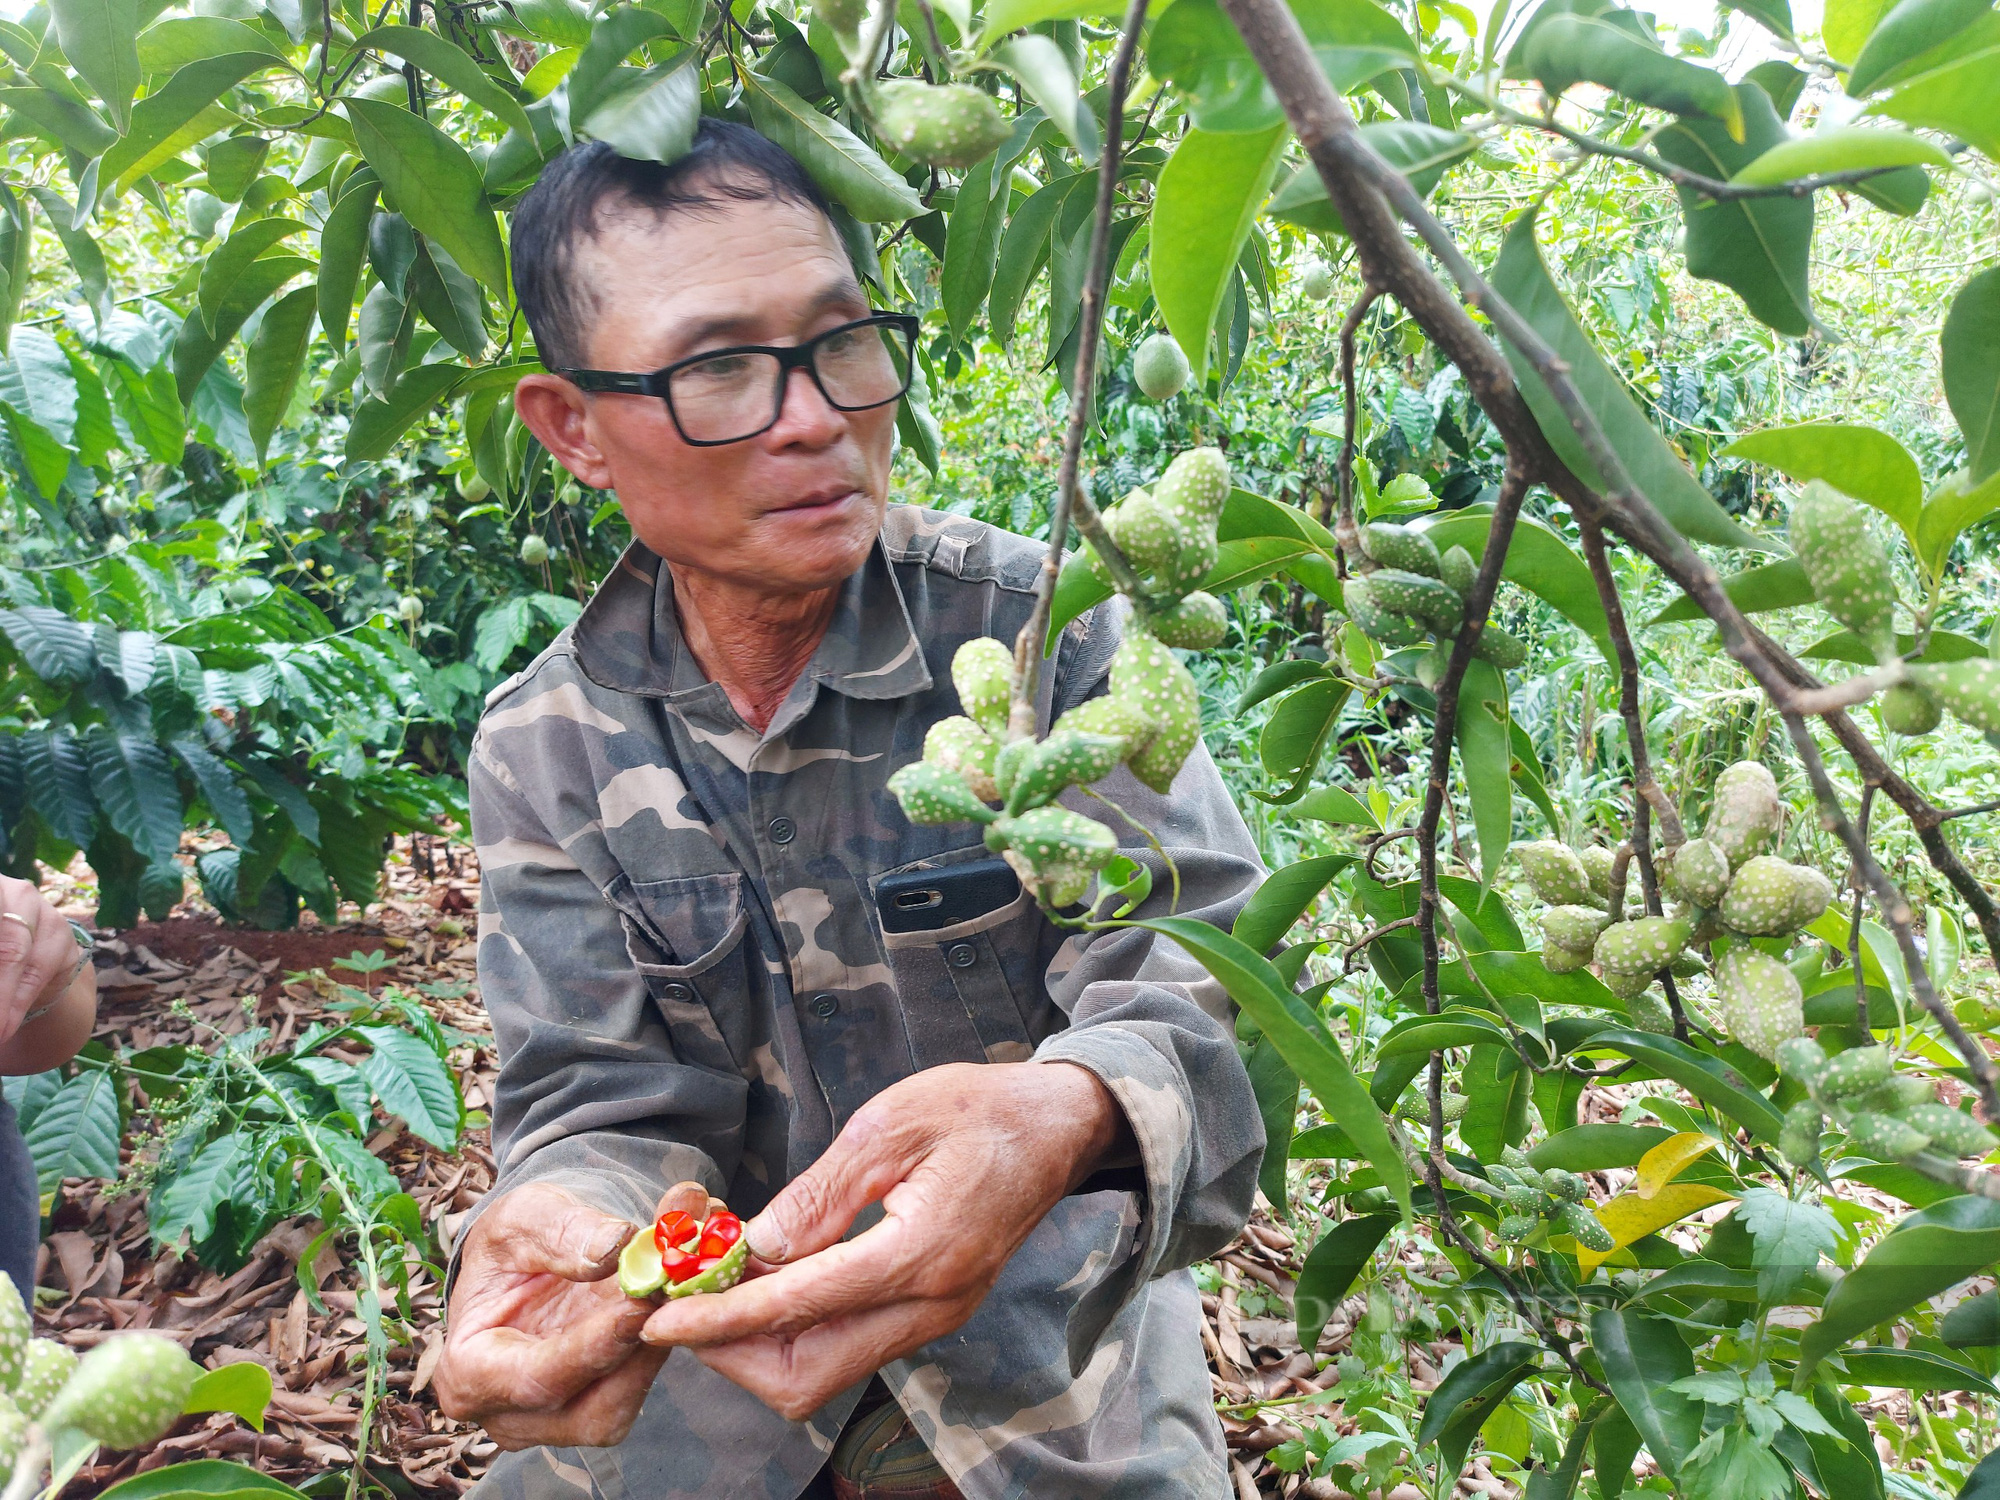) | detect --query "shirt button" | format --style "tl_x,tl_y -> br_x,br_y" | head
660,983 -> 694,1001
946,943 -> 977,969
810,993 -> 839,1019
769,816 -> 797,844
